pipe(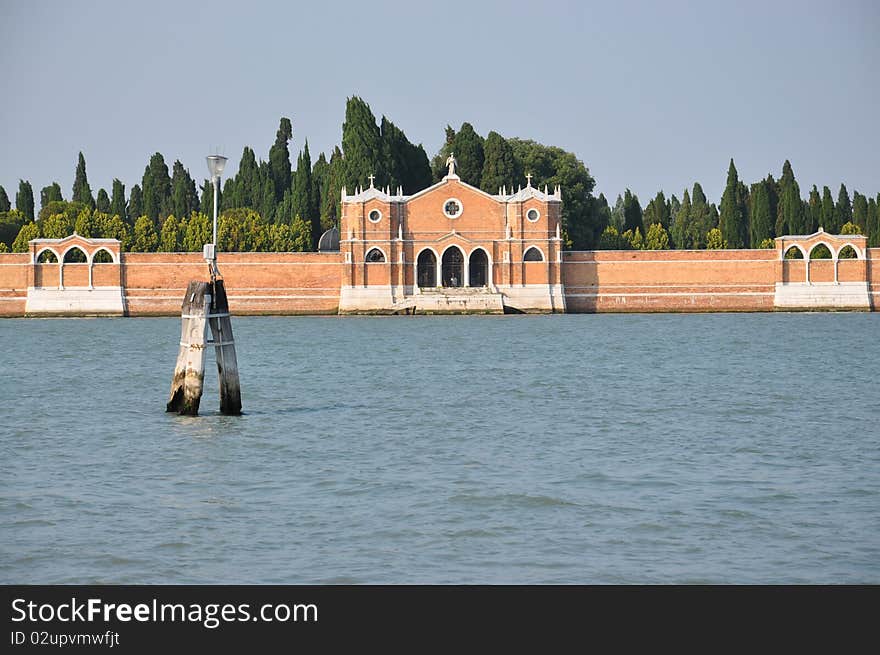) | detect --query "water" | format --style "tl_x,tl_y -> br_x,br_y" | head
1,313 -> 878,584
